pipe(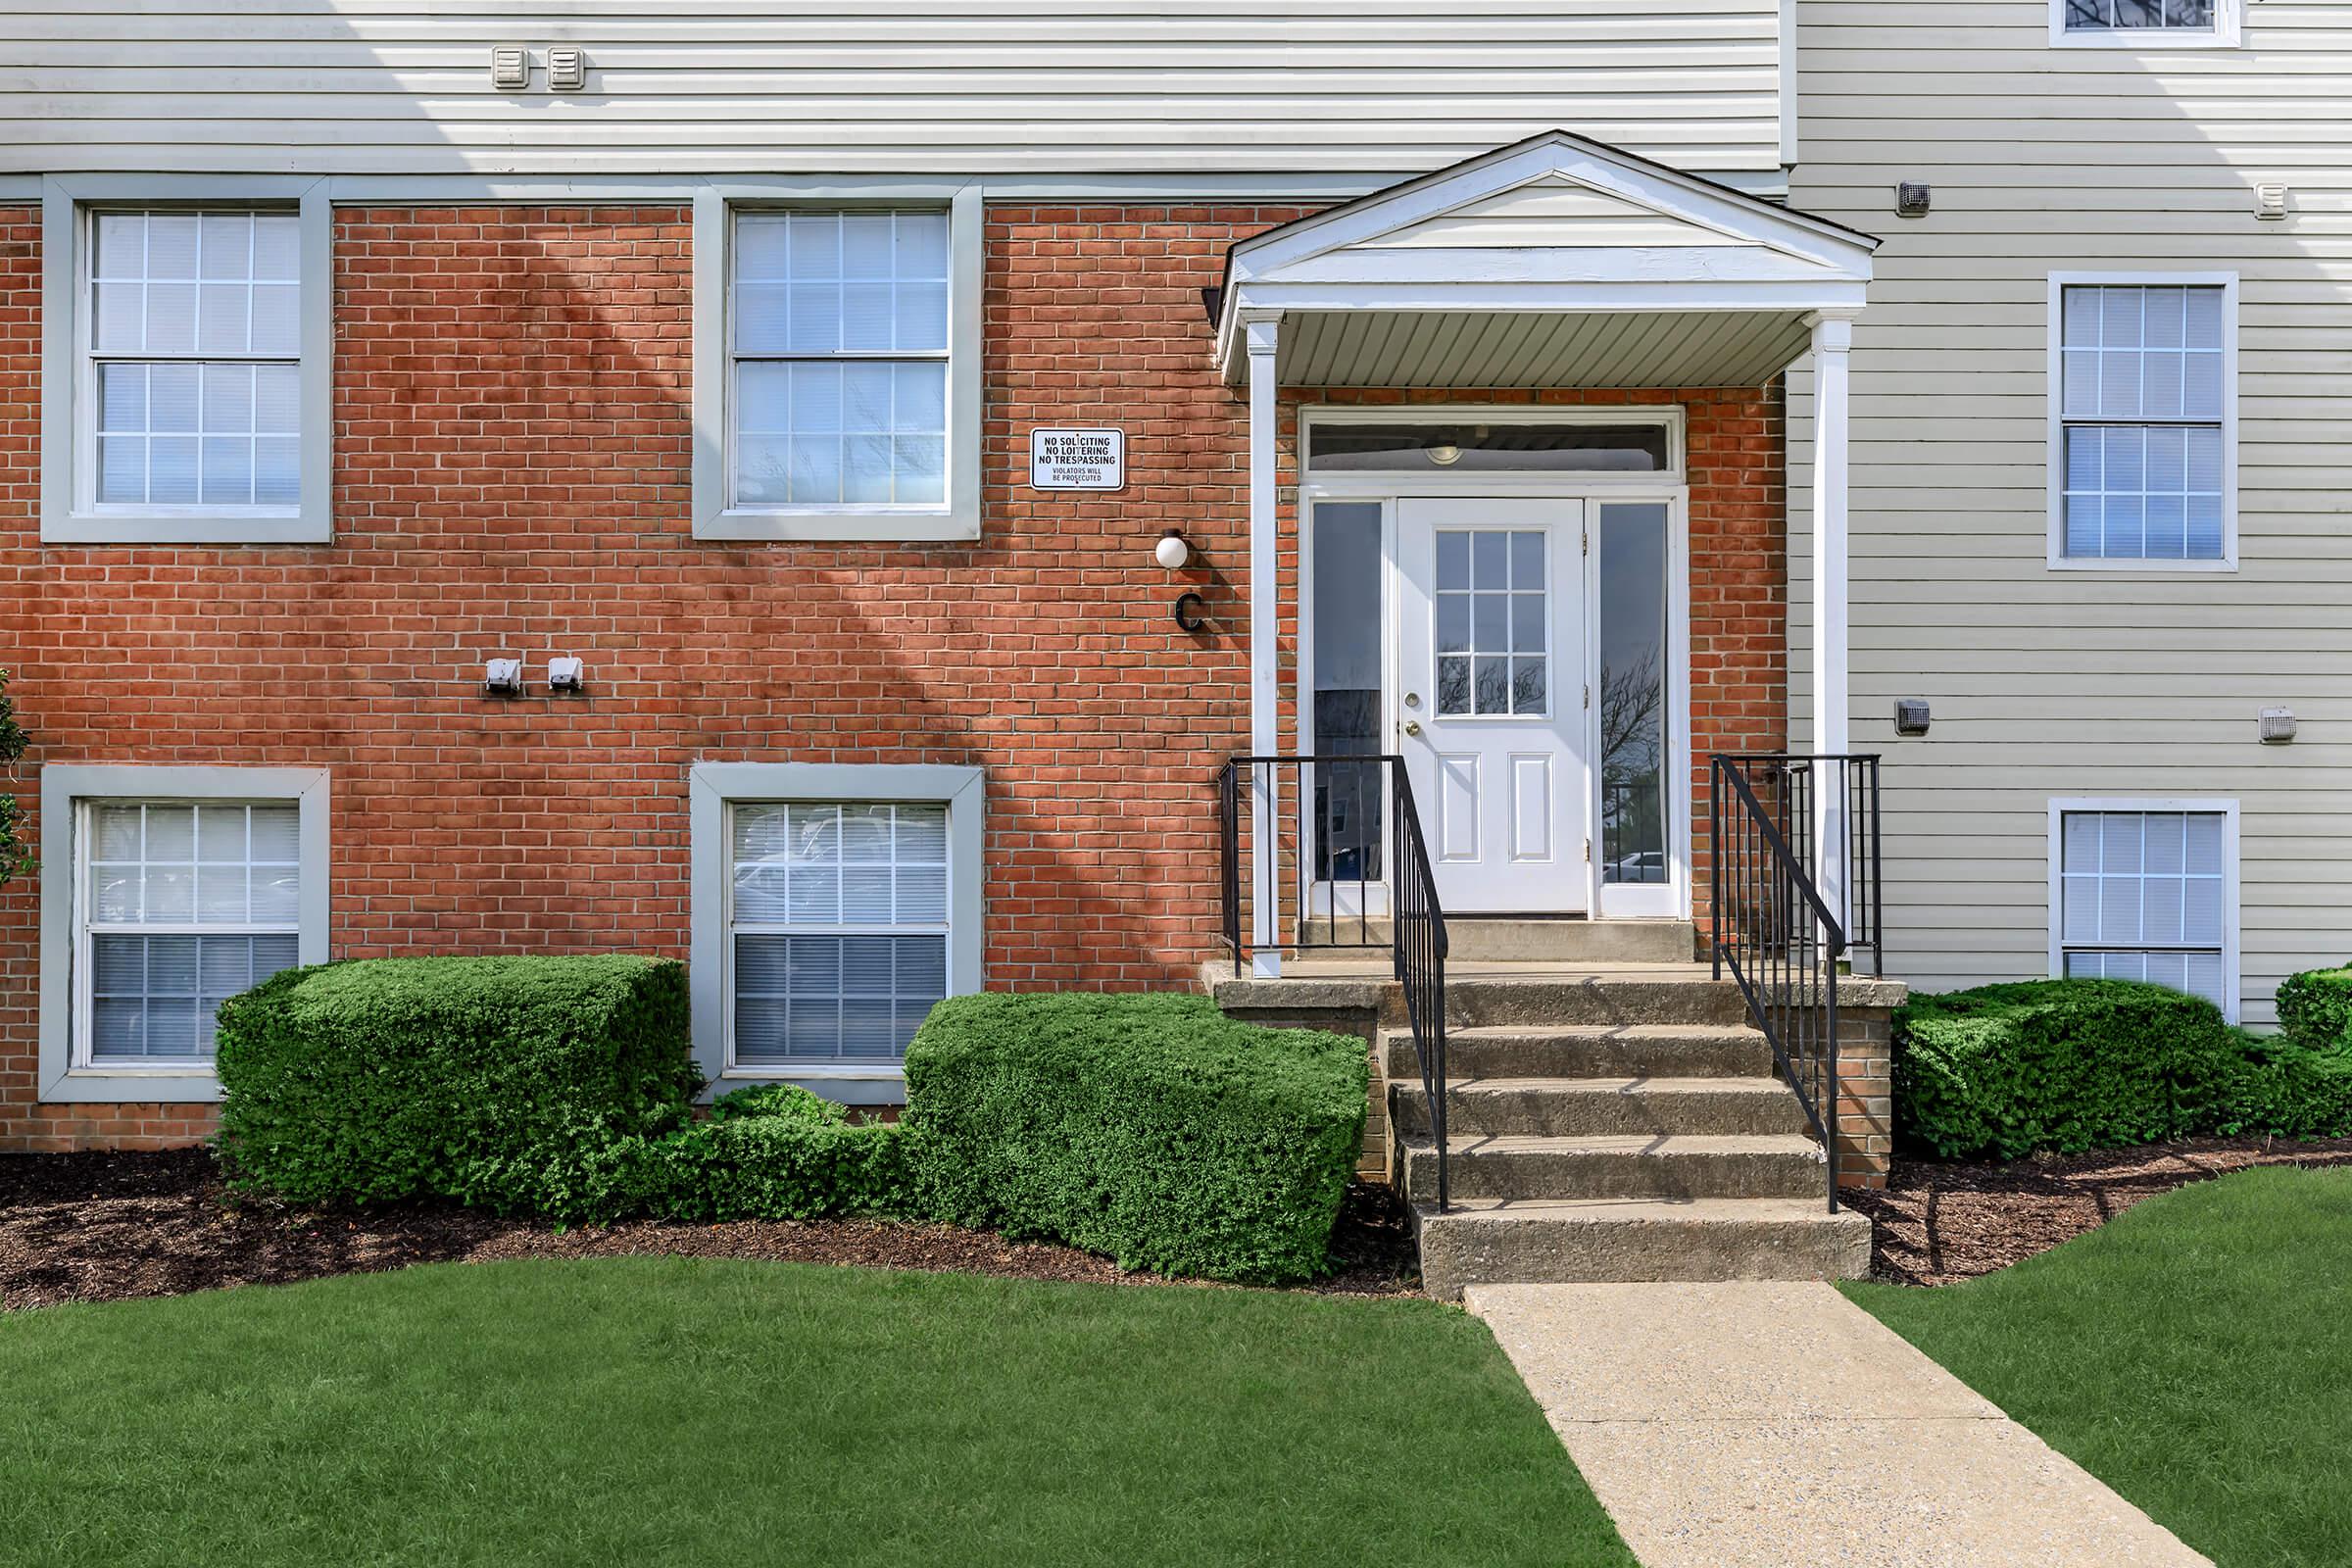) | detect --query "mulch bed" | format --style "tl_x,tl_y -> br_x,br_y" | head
1845,1136 -> 2352,1286
0,1149 -> 1420,1311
